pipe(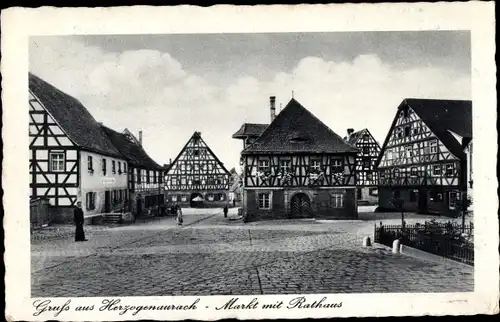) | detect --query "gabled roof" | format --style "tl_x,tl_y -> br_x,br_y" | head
377,98 -> 472,165
100,125 -> 163,170
346,129 -> 366,145
29,73 -> 122,157
345,128 -> 381,149
232,123 -> 268,139
242,98 -> 359,154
